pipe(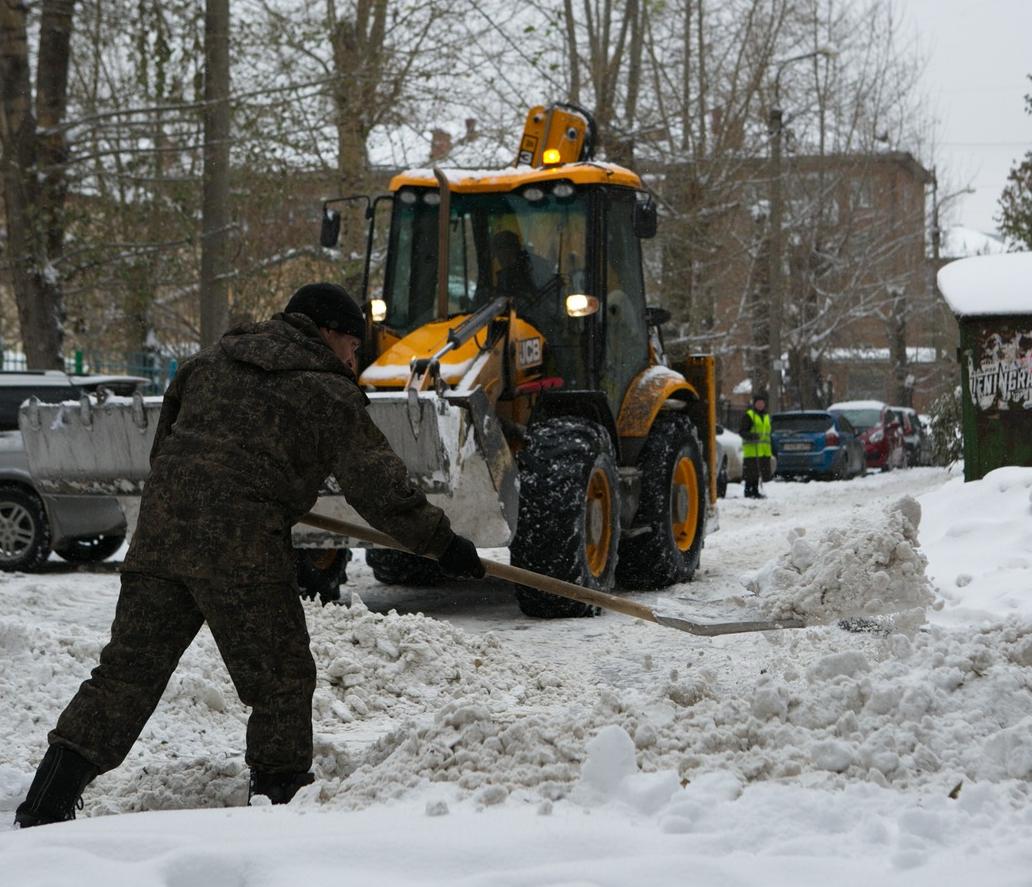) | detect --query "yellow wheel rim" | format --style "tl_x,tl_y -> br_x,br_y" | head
584,467 -> 613,577
671,455 -> 699,551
